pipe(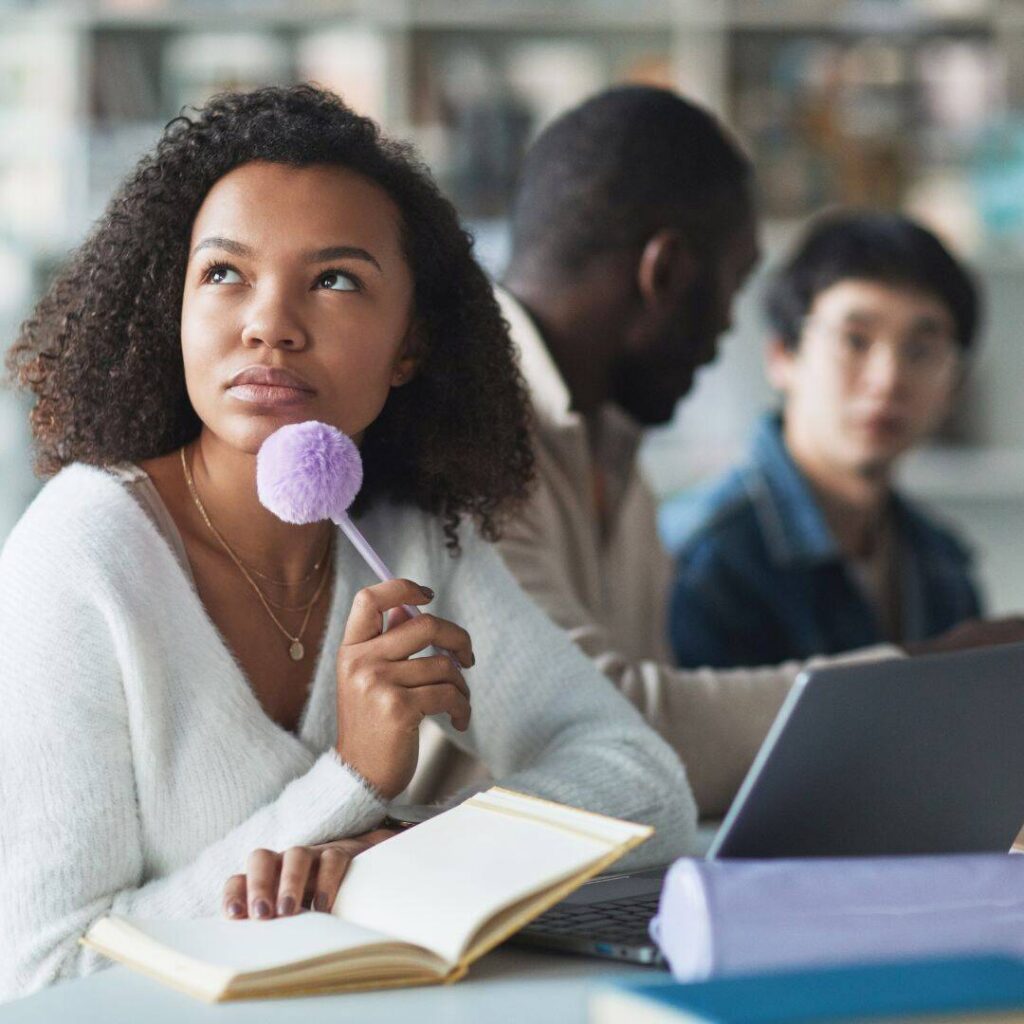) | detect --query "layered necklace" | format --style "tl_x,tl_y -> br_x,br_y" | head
180,446 -> 332,661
